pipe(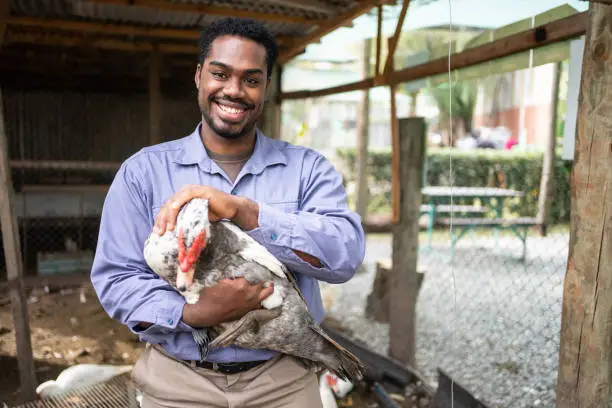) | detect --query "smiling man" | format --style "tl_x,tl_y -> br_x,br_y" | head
91,17 -> 365,408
